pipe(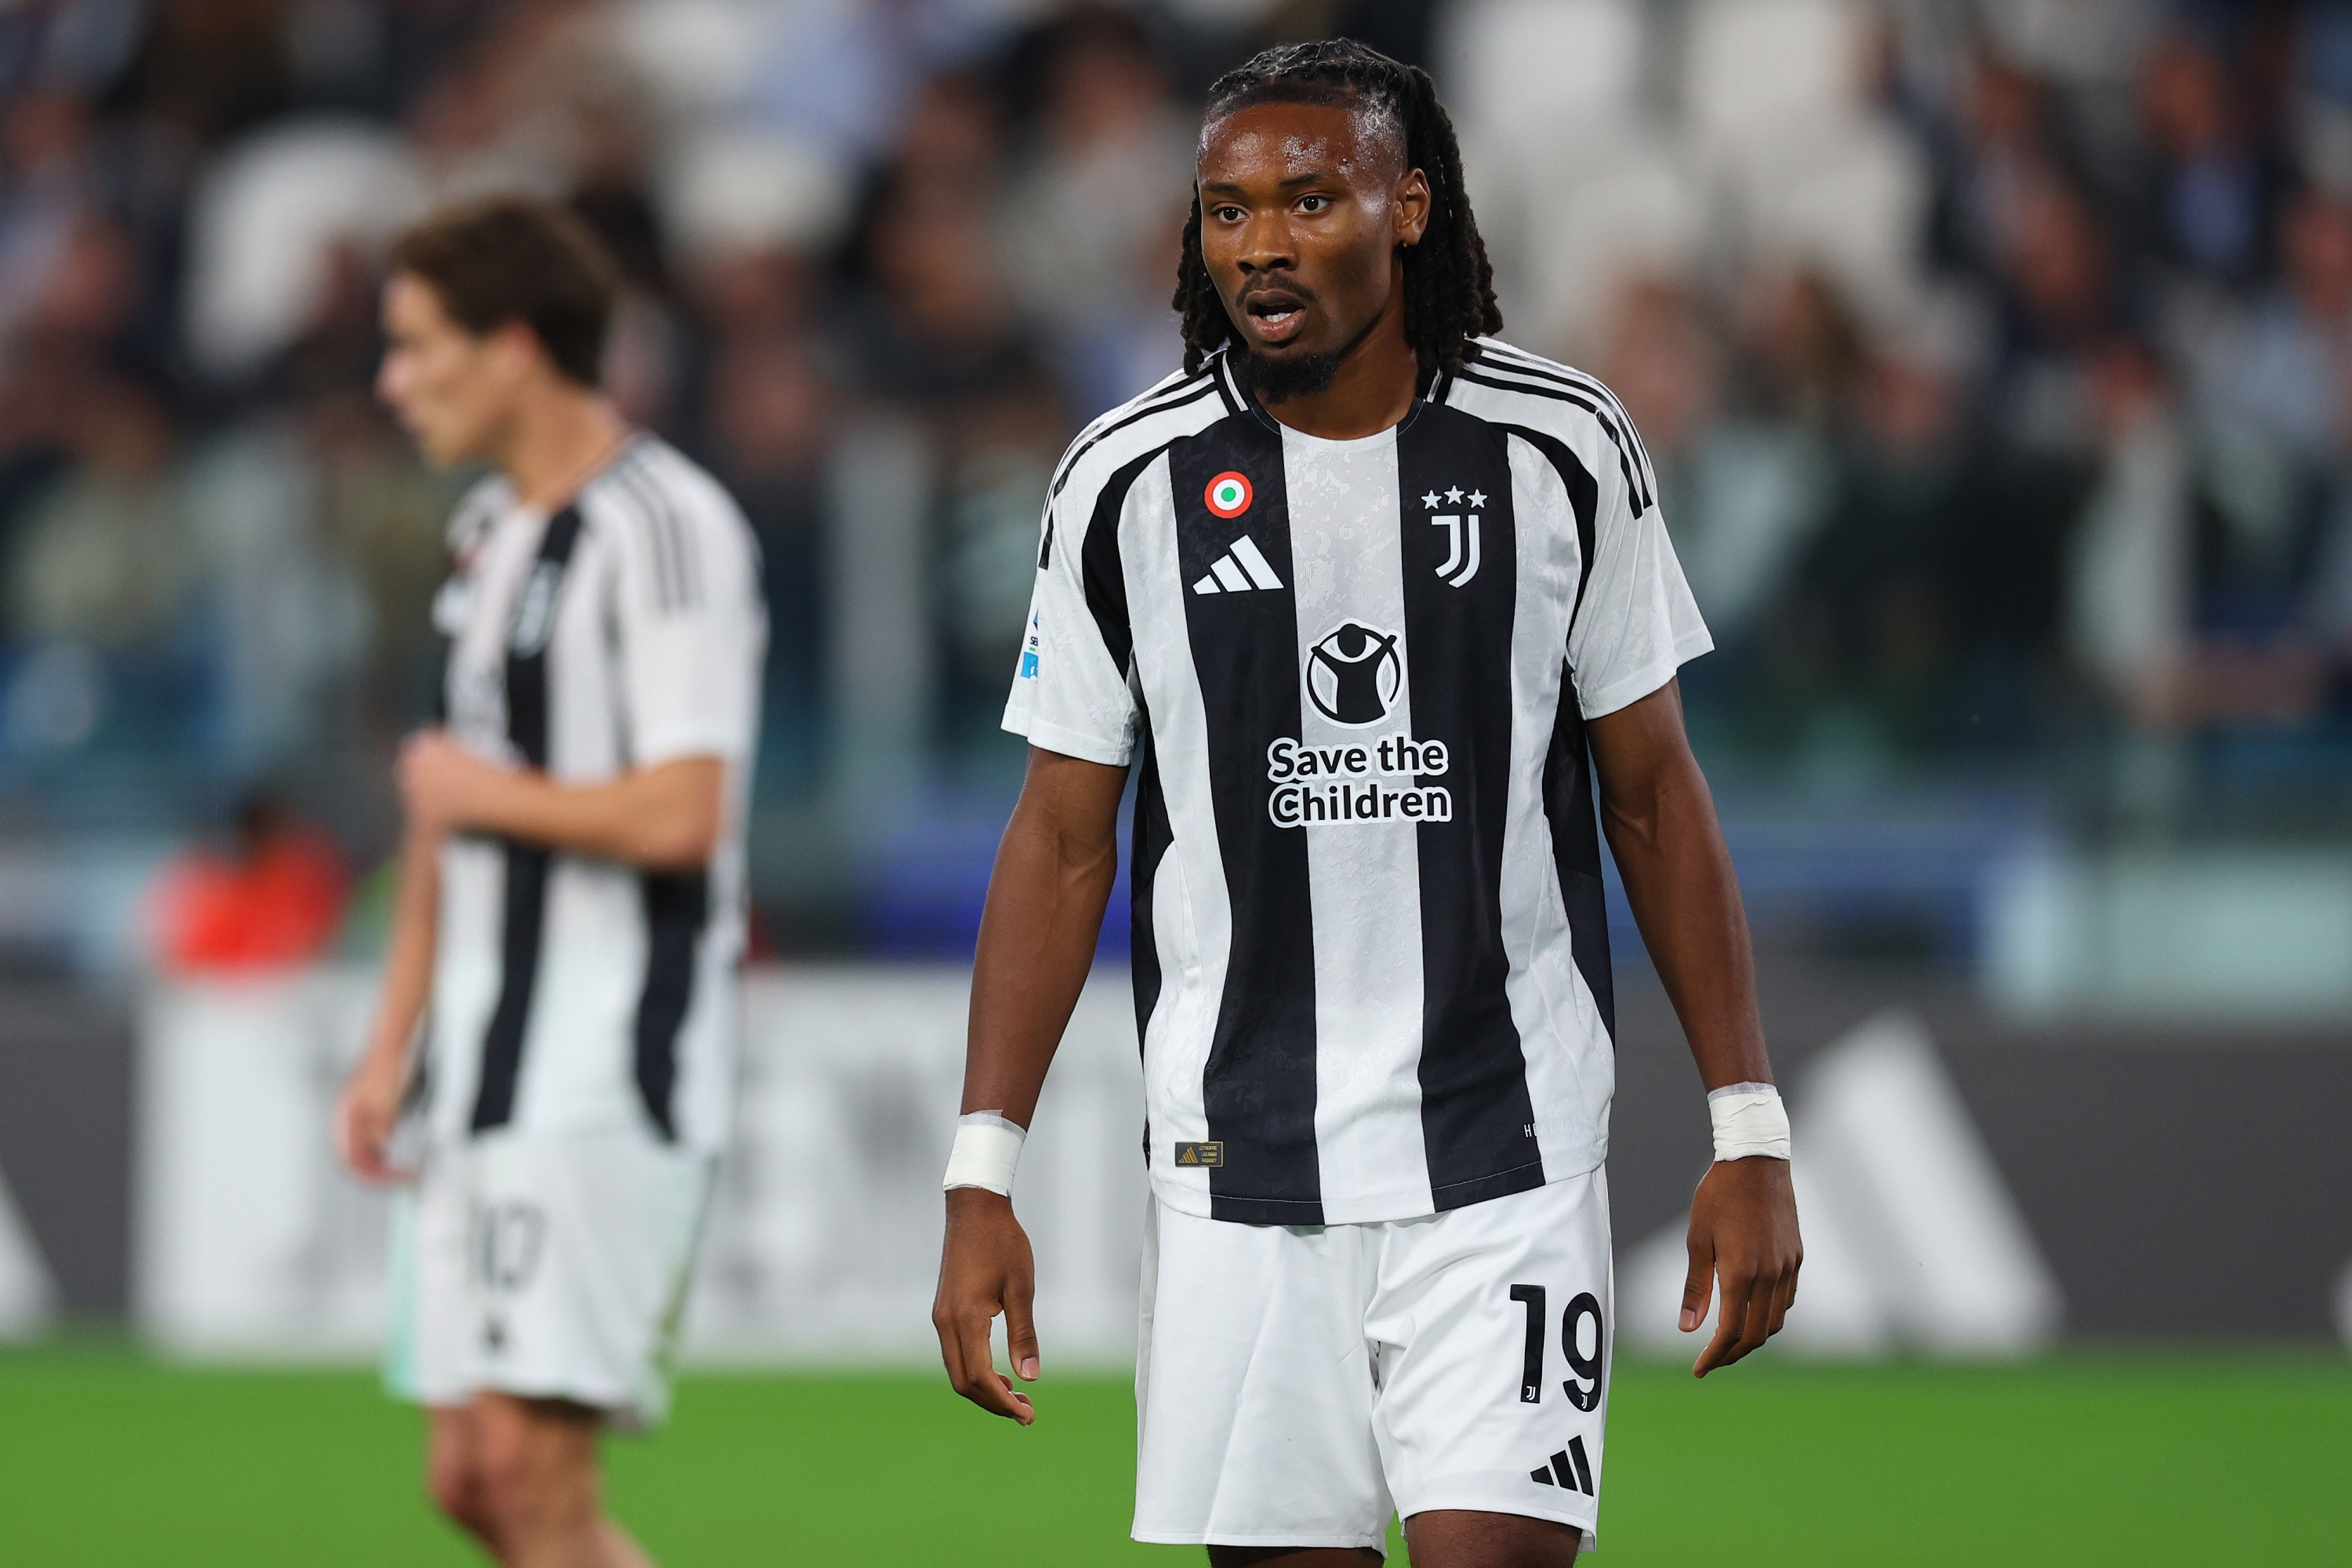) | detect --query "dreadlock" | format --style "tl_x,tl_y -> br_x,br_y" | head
1174,38 -> 1502,382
